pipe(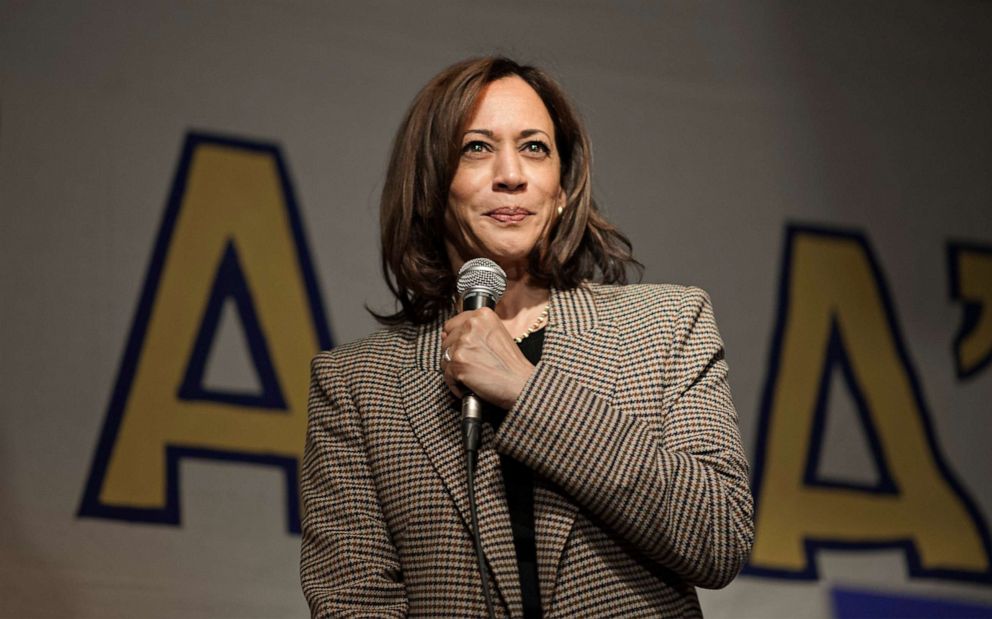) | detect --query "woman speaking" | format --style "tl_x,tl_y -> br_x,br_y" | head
300,57 -> 753,618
